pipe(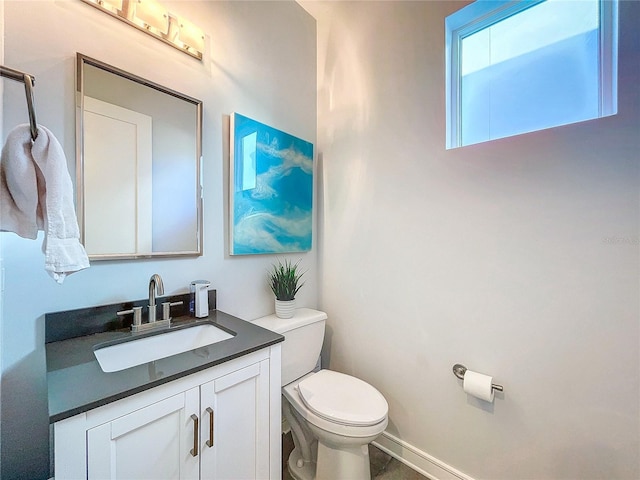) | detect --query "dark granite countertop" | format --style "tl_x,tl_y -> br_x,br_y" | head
46,309 -> 283,423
